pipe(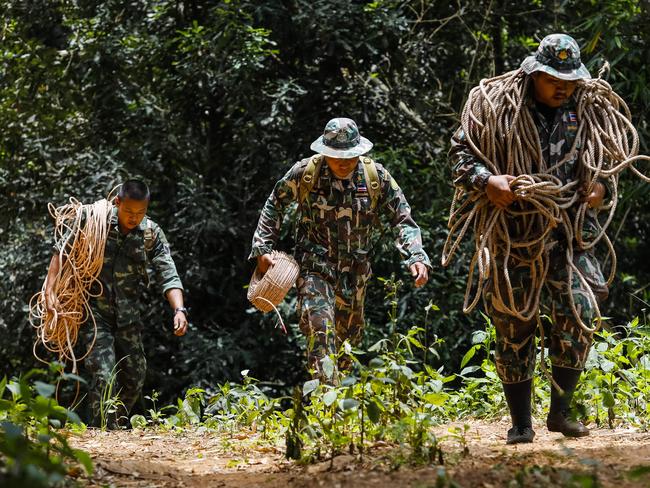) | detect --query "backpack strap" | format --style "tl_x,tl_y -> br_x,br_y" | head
298,154 -> 323,205
361,156 -> 382,210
